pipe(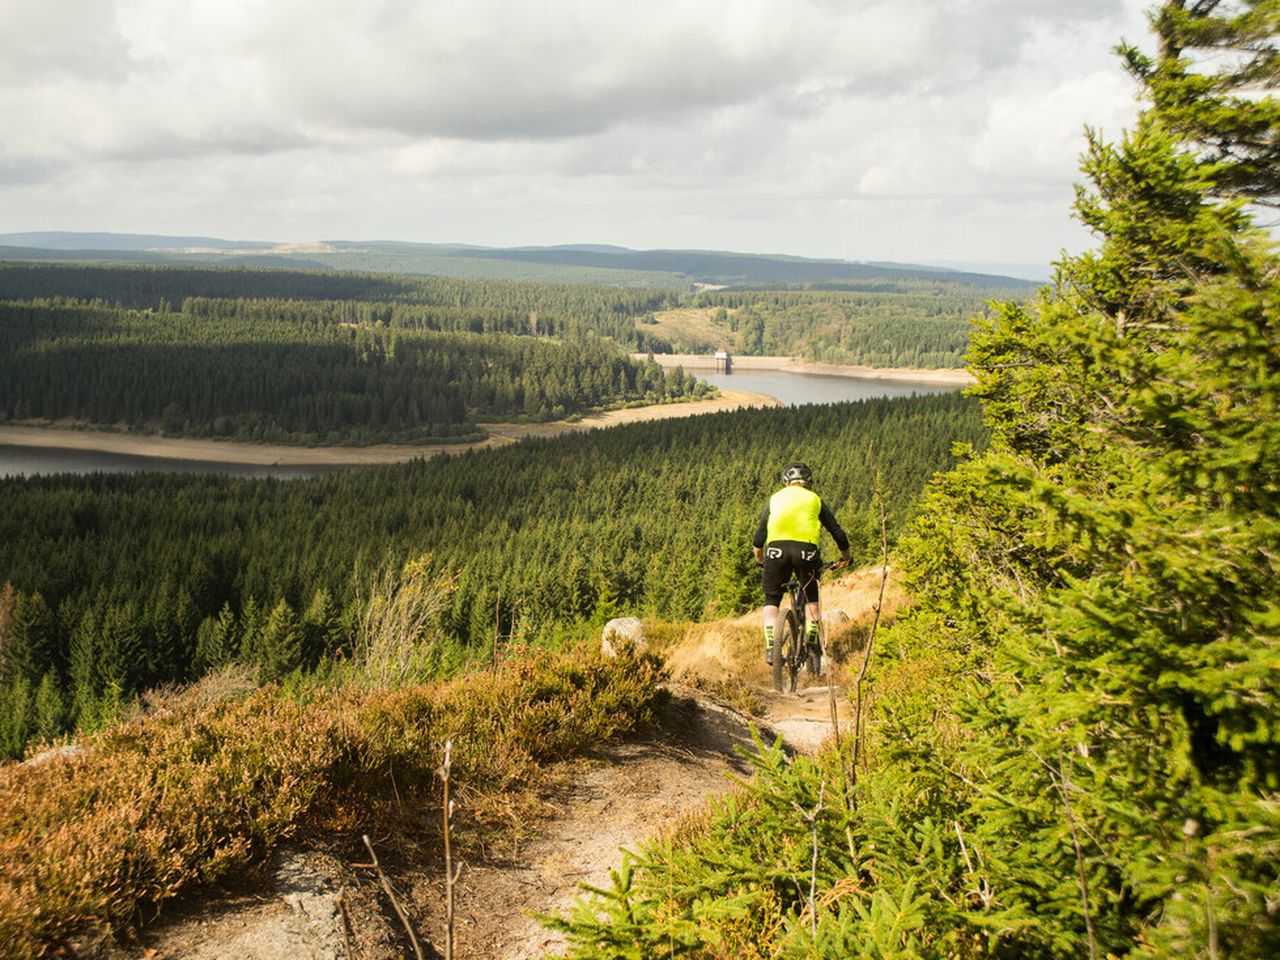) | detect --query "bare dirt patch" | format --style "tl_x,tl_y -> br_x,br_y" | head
415,690 -> 772,960
641,353 -> 975,386
662,565 -> 905,755
481,388 -> 778,444
107,687 -> 791,960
